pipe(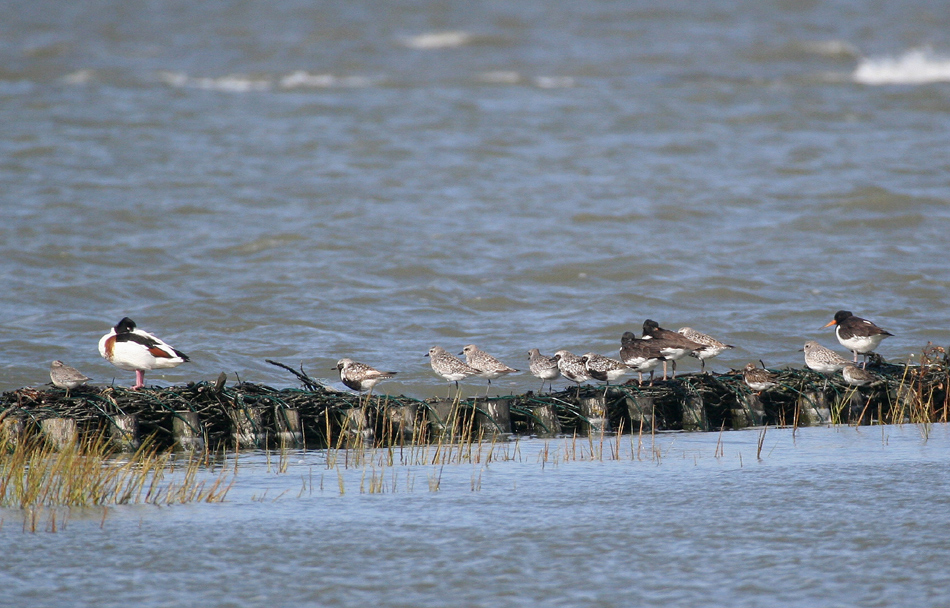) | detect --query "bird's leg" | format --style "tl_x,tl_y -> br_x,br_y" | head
133,370 -> 146,390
